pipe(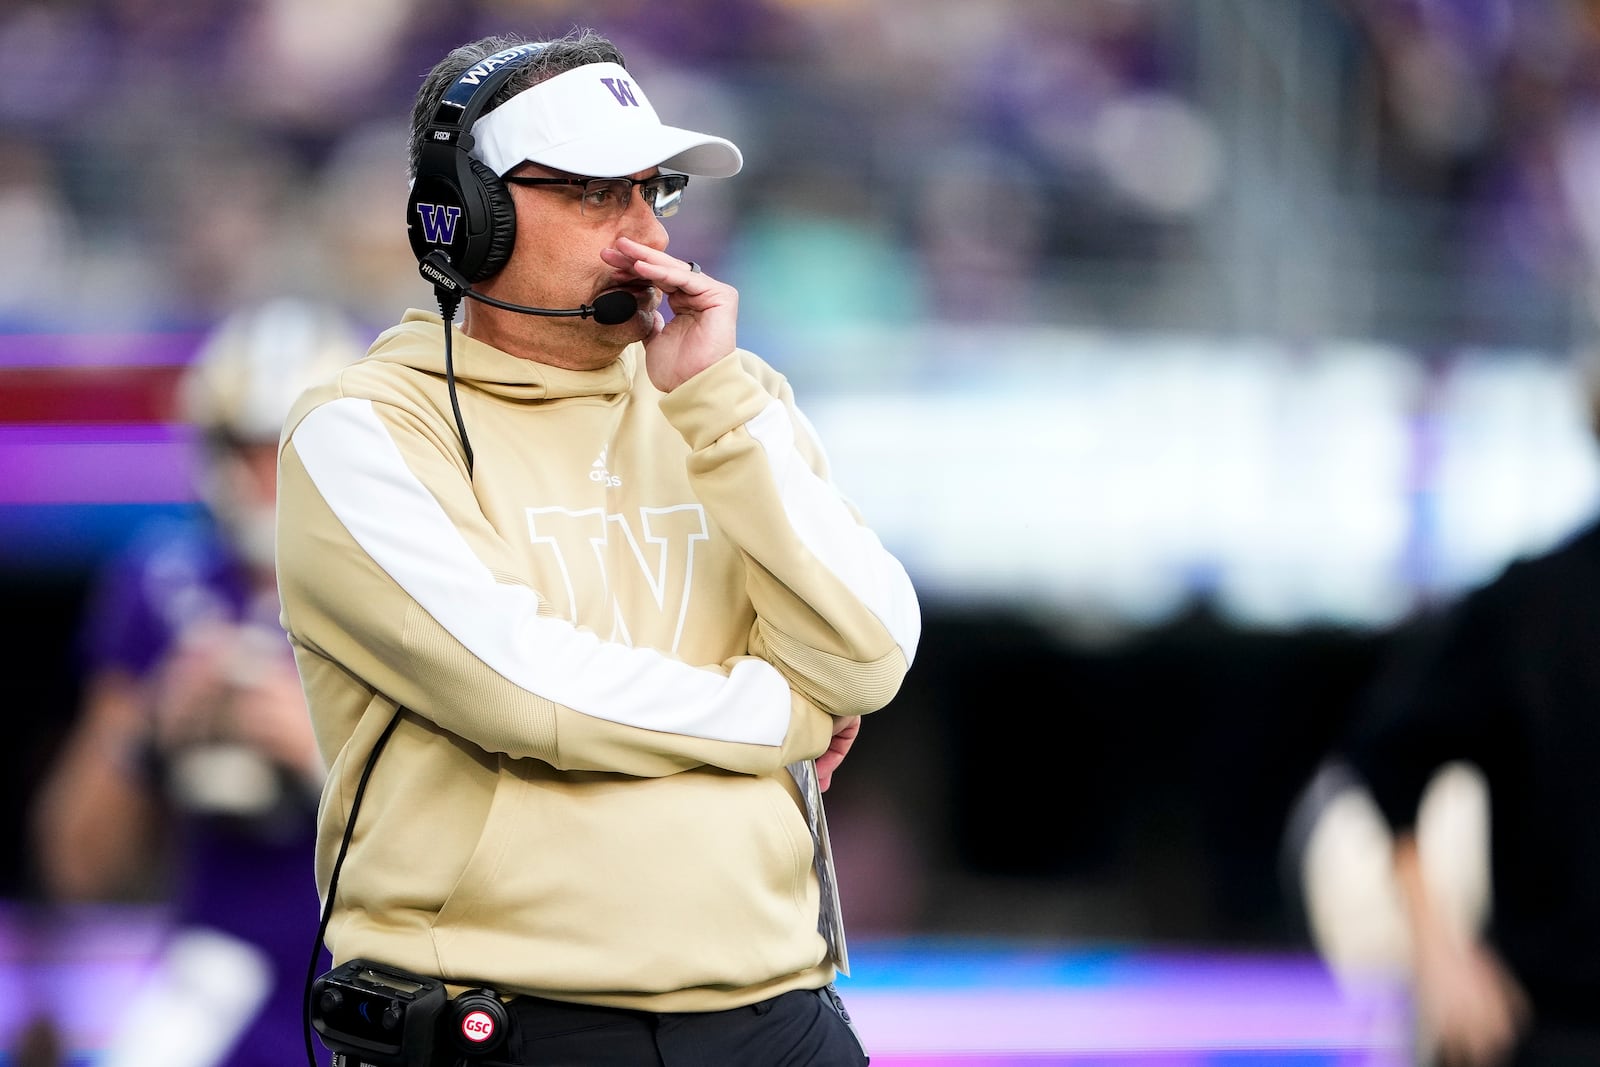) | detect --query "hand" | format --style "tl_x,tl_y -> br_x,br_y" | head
1394,832 -> 1530,1066
149,625 -> 238,749
225,653 -> 326,784
153,622 -> 323,782
816,716 -> 860,792
1413,935 -> 1529,1067
600,236 -> 736,392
